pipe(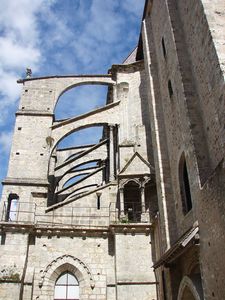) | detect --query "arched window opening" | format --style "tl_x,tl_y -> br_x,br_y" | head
124,181 -> 141,222
6,193 -> 19,222
179,155 -> 192,214
57,126 -> 103,150
54,272 -> 79,300
55,85 -> 108,120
